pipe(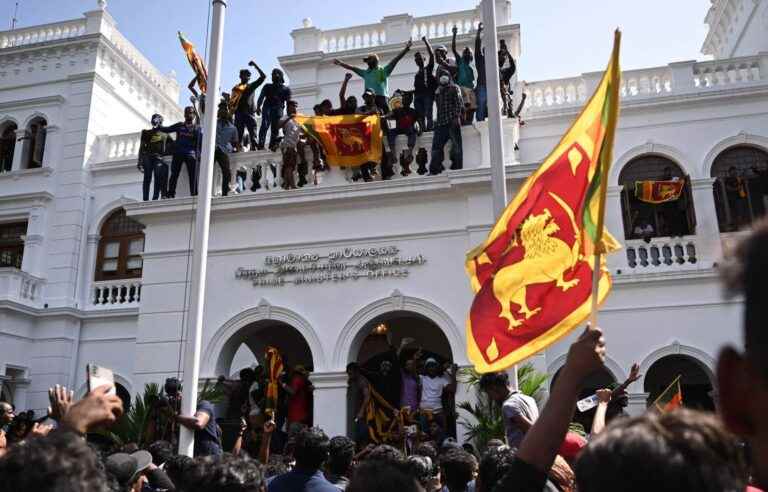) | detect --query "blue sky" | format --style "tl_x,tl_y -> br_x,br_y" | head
7,0 -> 710,99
